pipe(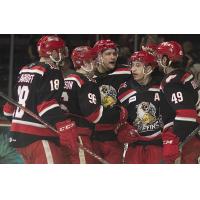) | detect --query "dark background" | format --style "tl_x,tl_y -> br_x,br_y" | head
1,34 -> 200,117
